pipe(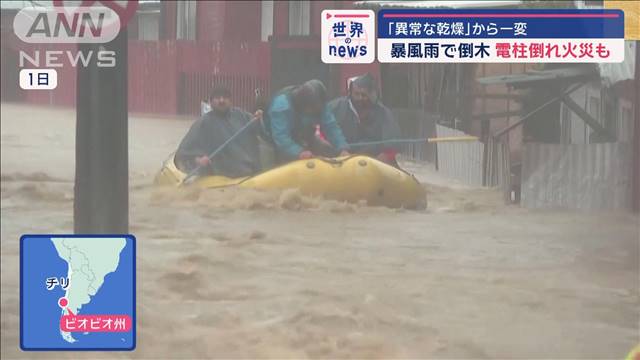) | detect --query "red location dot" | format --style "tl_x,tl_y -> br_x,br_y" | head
58,297 -> 68,308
